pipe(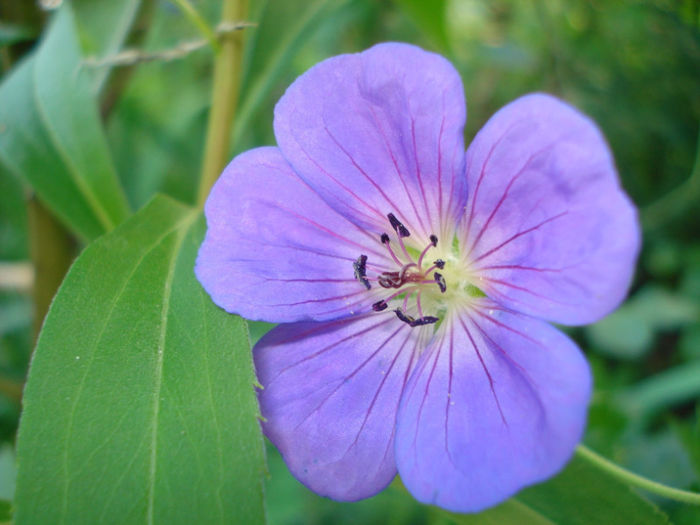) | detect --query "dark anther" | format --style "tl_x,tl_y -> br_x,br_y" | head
380,233 -> 390,244
395,308 -> 439,327
378,271 -> 403,289
410,316 -> 439,327
387,213 -> 410,238
434,259 -> 445,269
434,272 -> 447,293
372,300 -> 388,312
353,255 -> 371,290
429,234 -> 438,247
395,308 -> 415,325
